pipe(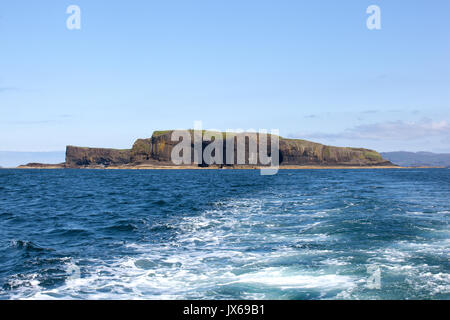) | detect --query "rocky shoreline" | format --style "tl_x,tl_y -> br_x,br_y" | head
17,164 -> 405,170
